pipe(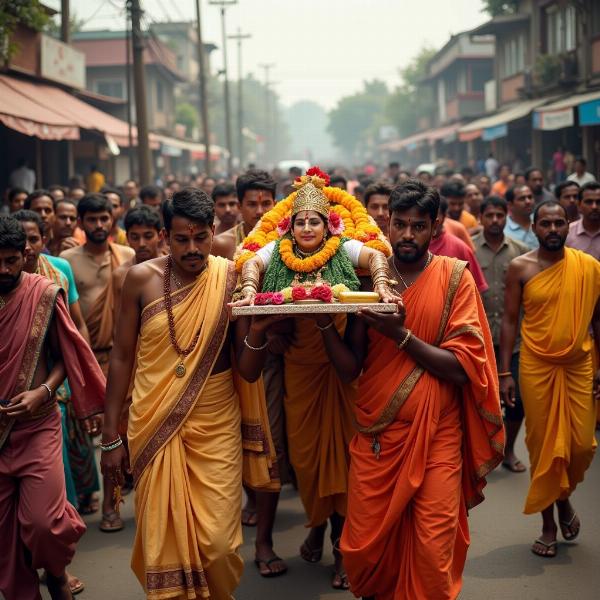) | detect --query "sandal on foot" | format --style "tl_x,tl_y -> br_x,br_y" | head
241,508 -> 257,527
254,555 -> 288,578
300,539 -> 323,563
99,511 -> 124,532
68,575 -> 85,595
332,569 -> 350,590
559,512 -> 580,541
531,538 -> 557,557
78,495 -> 100,515
502,459 -> 526,473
